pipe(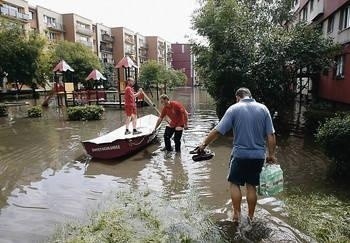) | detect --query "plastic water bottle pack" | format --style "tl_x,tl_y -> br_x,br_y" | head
258,163 -> 284,196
